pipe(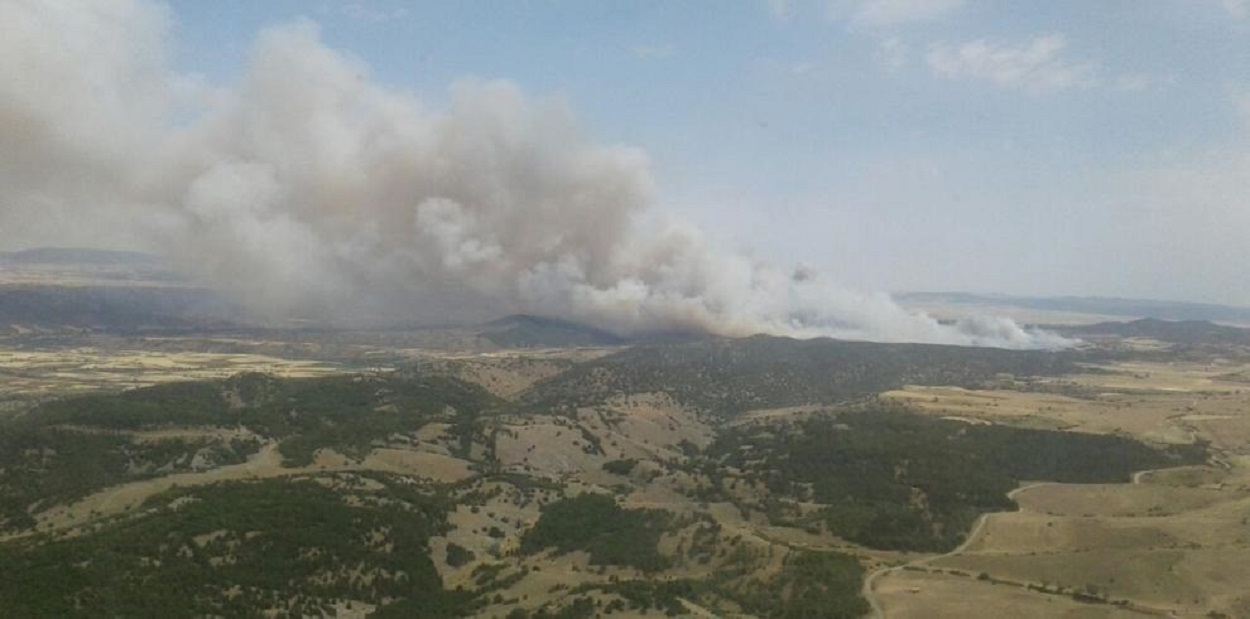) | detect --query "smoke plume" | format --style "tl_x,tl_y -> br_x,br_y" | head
0,0 -> 1069,349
